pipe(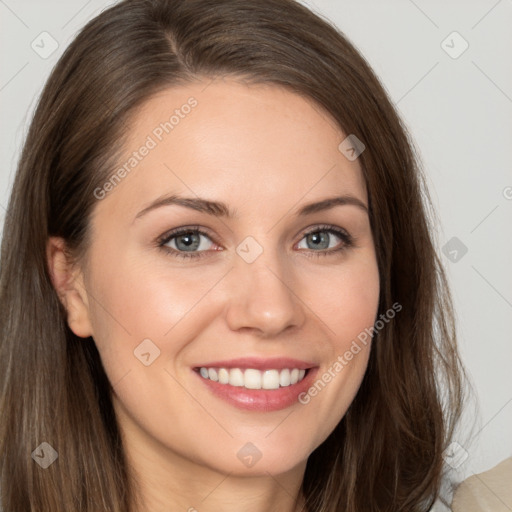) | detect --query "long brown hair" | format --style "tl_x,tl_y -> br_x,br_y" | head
0,0 -> 468,510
